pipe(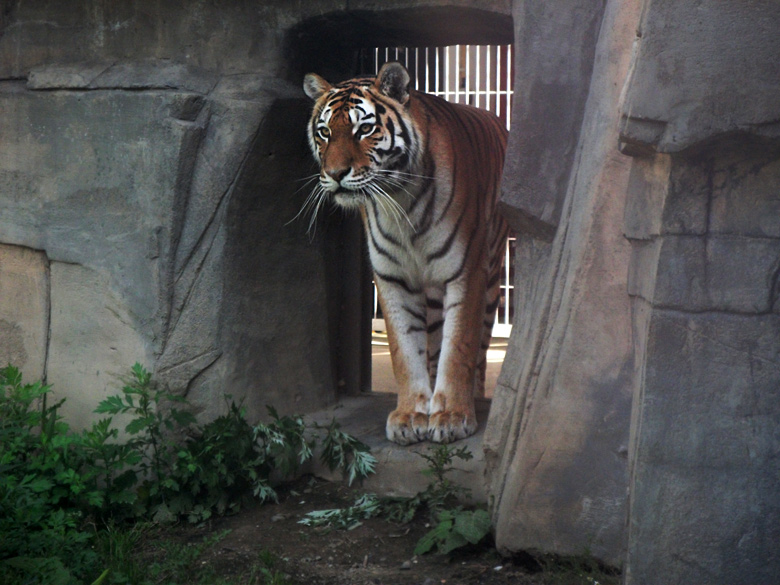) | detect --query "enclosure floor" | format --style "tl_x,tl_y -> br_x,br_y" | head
305,393 -> 492,503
